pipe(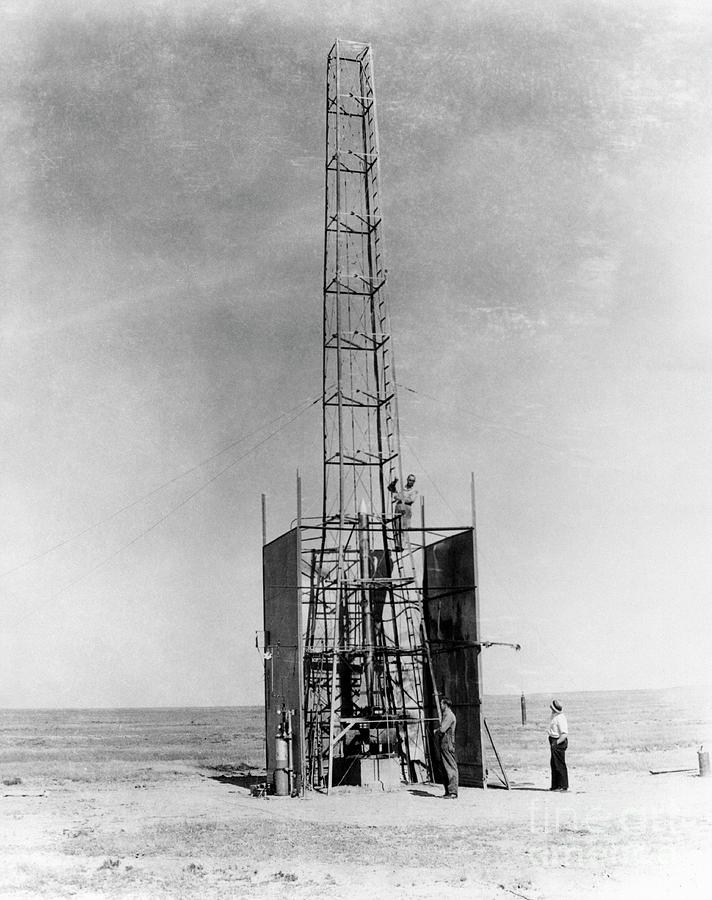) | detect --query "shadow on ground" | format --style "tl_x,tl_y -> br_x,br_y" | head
507,785 -> 550,791
204,767 -> 267,790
